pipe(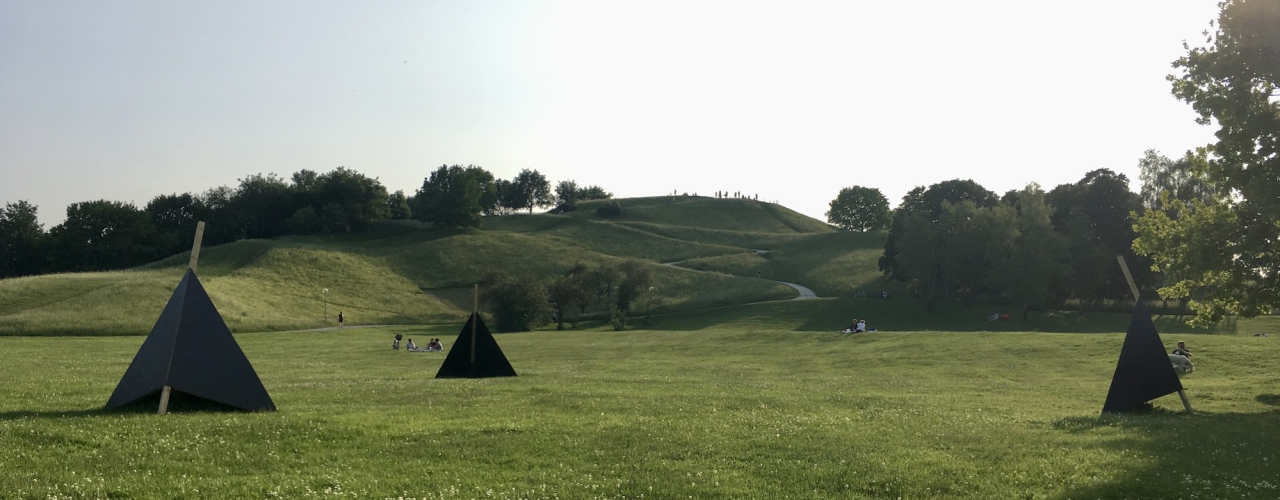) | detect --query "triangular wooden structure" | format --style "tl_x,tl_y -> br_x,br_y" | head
436,311 -> 517,379
1102,256 -> 1192,414
106,222 -> 275,412
1101,301 -> 1184,413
